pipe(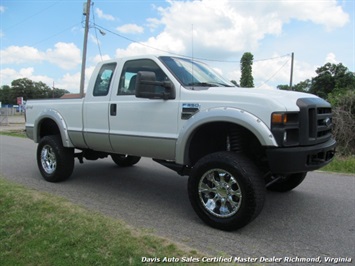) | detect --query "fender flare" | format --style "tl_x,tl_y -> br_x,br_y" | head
33,109 -> 73,147
175,107 -> 278,165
